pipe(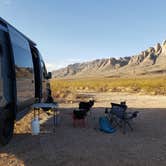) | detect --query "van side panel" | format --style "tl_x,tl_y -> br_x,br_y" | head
0,34 -> 3,107
0,30 -> 13,109
7,25 -> 35,110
